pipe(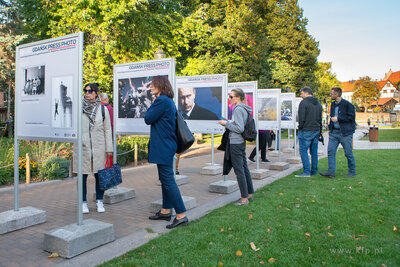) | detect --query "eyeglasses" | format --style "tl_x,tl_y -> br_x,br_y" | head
84,89 -> 94,94
229,95 -> 236,99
